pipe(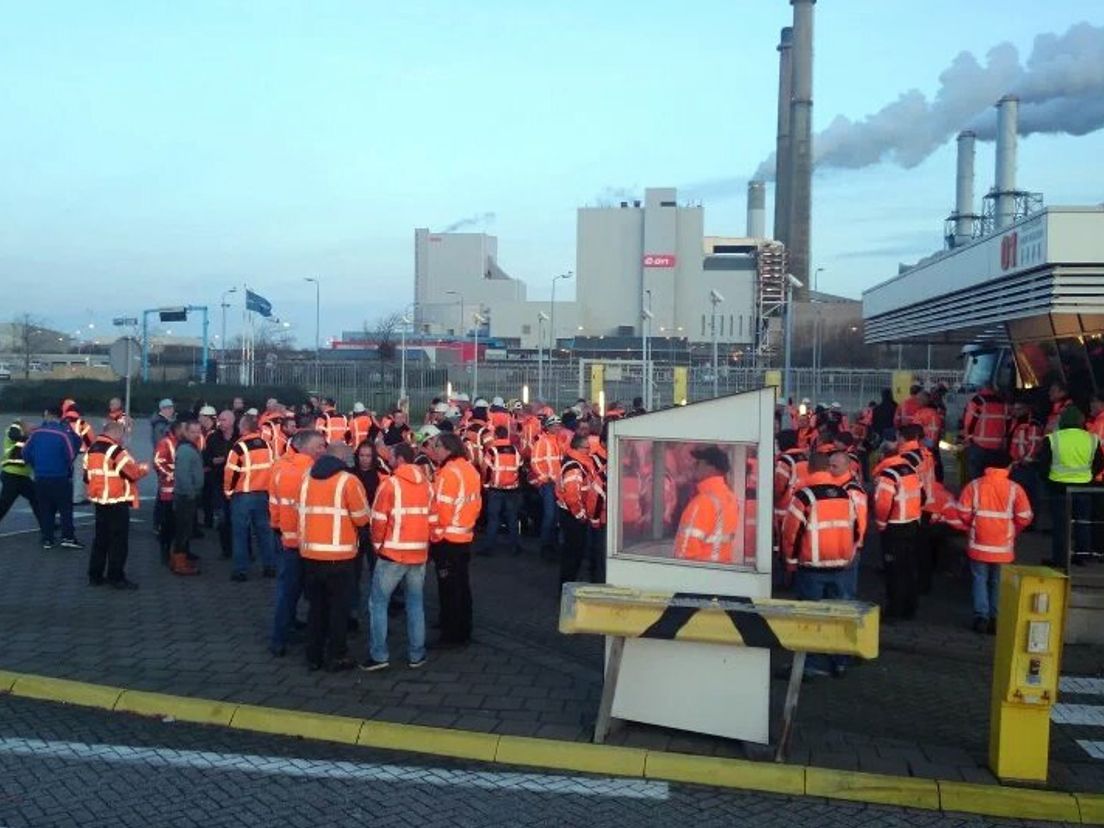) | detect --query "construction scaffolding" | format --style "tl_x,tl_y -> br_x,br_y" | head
752,242 -> 788,371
